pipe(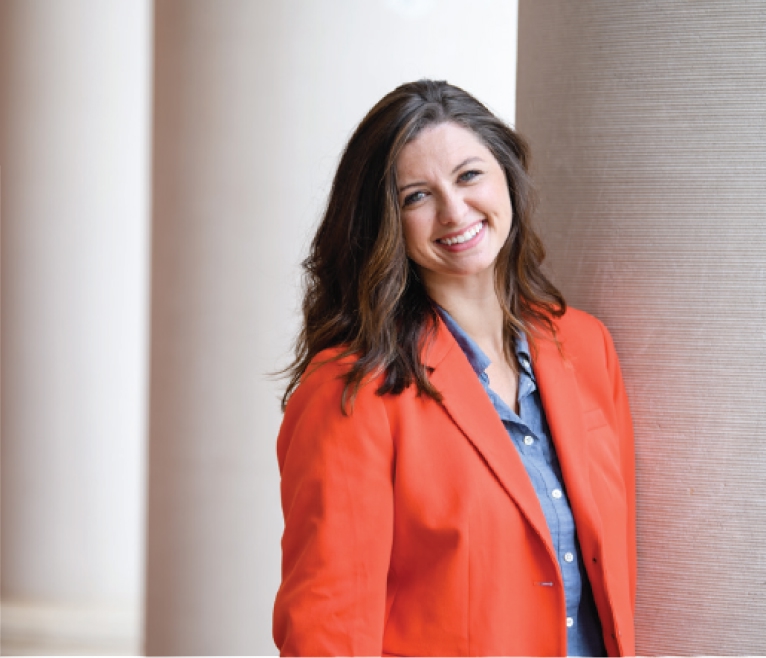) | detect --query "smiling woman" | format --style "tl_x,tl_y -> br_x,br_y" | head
273,80 -> 636,656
